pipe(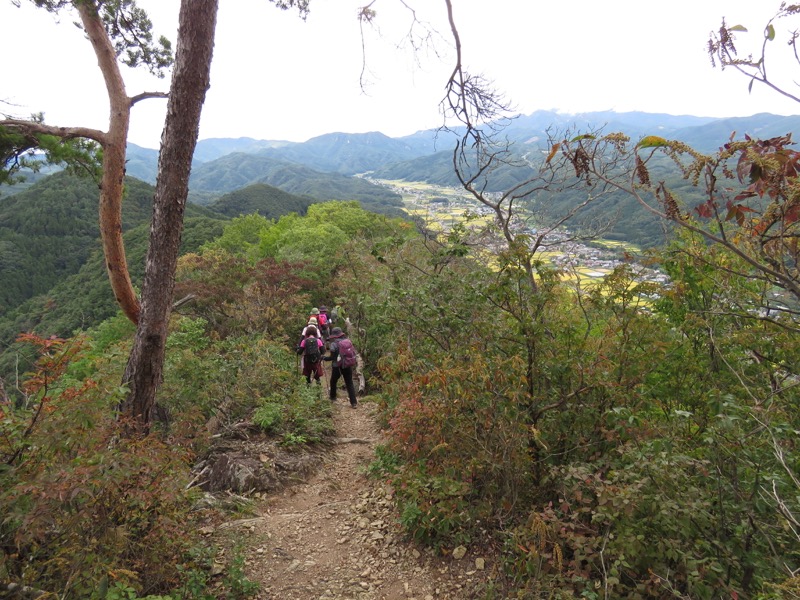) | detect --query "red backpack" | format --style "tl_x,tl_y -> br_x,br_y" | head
317,312 -> 328,326
336,338 -> 358,368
